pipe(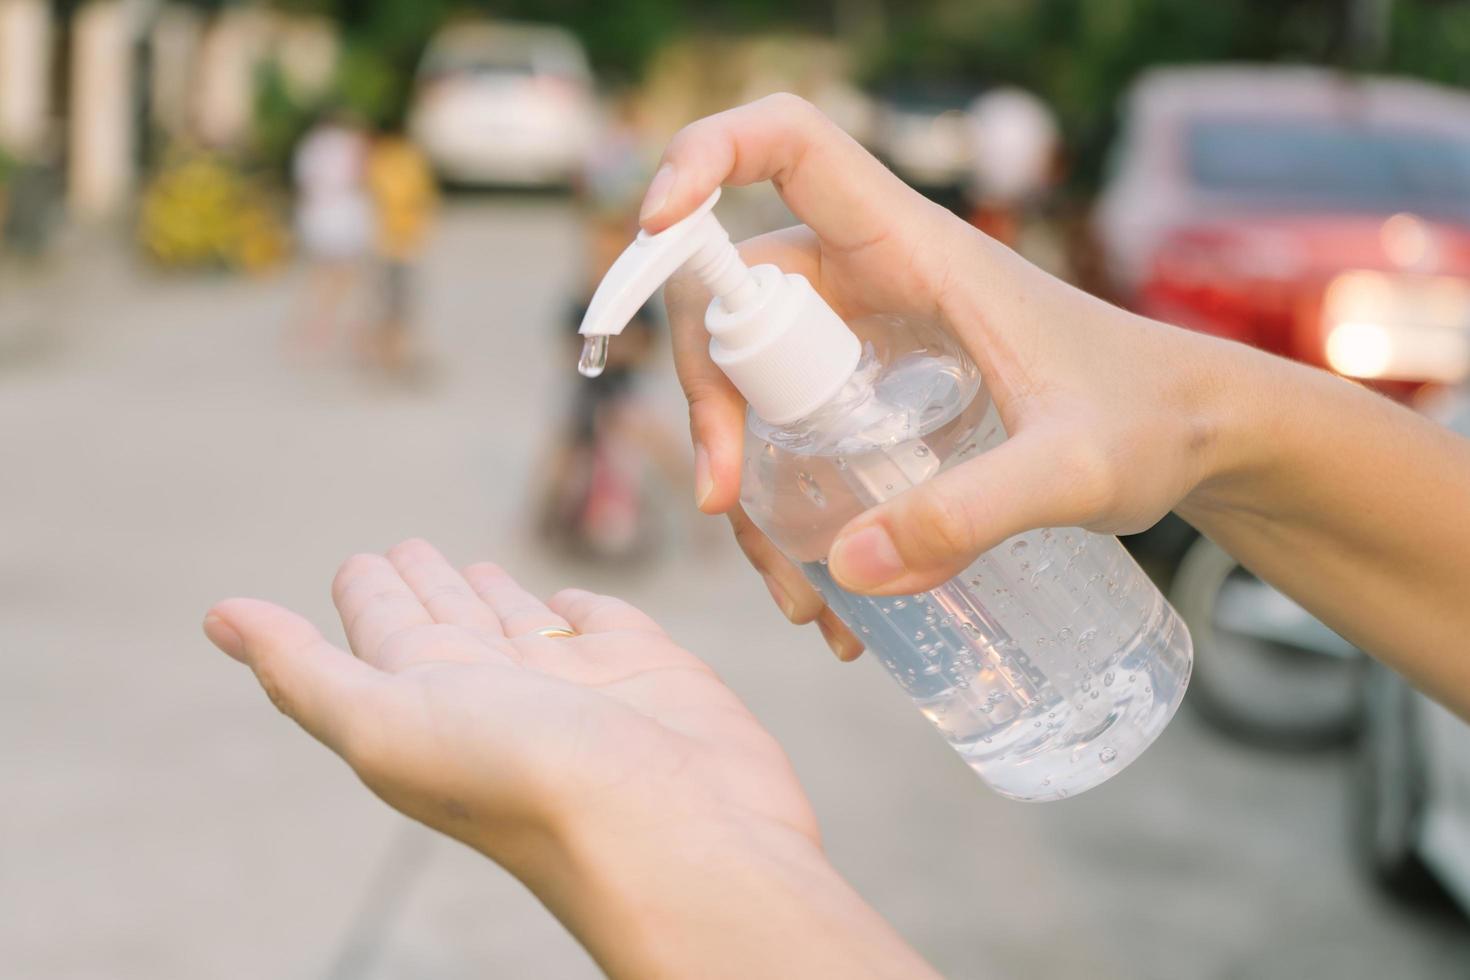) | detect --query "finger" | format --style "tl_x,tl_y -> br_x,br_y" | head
546,588 -> 666,636
204,598 -> 389,757
816,608 -> 865,662
640,93 -> 932,250
462,562 -> 572,638
665,267 -> 742,515
728,506 -> 826,625
827,430 -> 1107,595
386,538 -> 502,637
668,227 -> 825,516
332,553 -> 433,665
